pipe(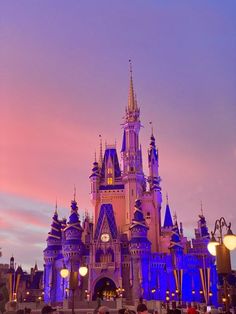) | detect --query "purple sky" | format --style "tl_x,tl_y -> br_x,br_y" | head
0,1 -> 236,271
